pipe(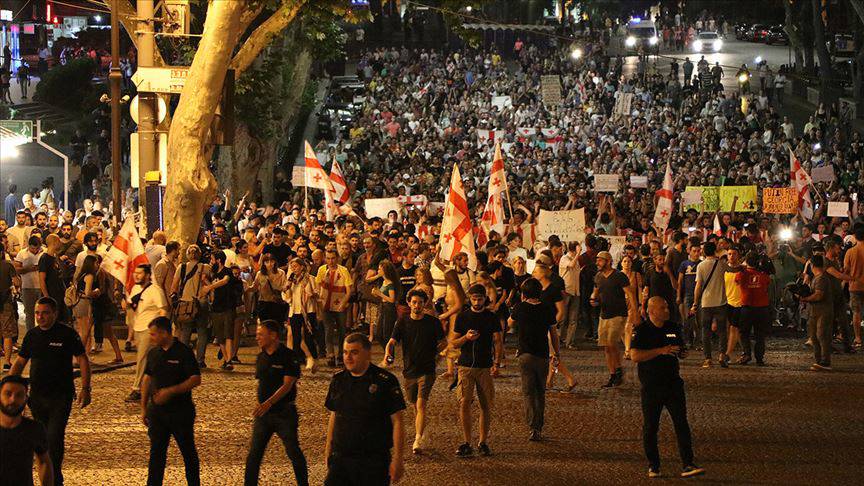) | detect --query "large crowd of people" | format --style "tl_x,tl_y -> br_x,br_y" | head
2,22 -> 864,485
